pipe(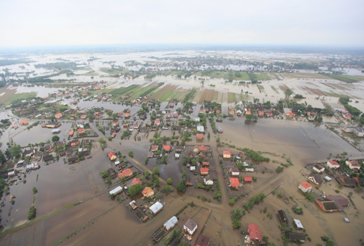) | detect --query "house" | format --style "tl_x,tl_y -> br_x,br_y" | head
119,168 -> 133,179
8,171 -> 15,178
258,111 -> 264,117
326,195 -> 349,211
203,175 -> 214,186
108,151 -> 117,161
336,177 -> 357,187
55,113 -> 63,119
217,127 -> 223,133
183,218 -> 198,240
308,173 -> 323,186
229,167 -> 240,176
196,133 -> 204,141
149,201 -> 163,214
293,219 -> 304,230
298,181 -> 312,193
20,120 -> 29,125
196,234 -> 211,246
353,177 -> 364,186
136,208 -> 149,222
197,125 -> 205,132
107,168 -> 118,179
23,149 -> 35,158
285,231 -> 306,243
132,178 -> 142,185
43,155 -> 53,162
151,145 -> 158,152
163,145 -> 171,152
199,145 -> 208,152
42,122 -> 61,128
124,113 -> 130,119
345,160 -> 361,170
70,140 -> 79,147
173,112 -> 178,118
223,151 -> 231,159
327,160 -> 340,169
77,128 -> 85,135
142,187 -> 154,198
229,178 -> 240,189
164,216 -> 178,231
248,224 -> 262,242
353,127 -> 364,137
190,166 -> 196,172
67,155 -> 79,164
202,161 -> 210,167
154,120 -> 160,126
200,167 -> 209,175
315,199 -> 339,212
69,130 -> 74,137
313,164 -> 325,174
245,177 -> 253,182
129,200 -> 138,210
147,152 -> 154,158
286,112 -> 295,118
277,210 -> 288,225
109,186 -> 123,196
